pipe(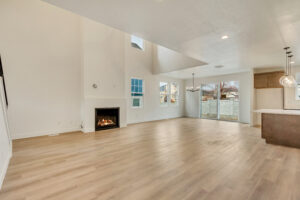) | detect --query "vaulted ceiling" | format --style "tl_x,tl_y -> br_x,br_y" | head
44,0 -> 300,78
